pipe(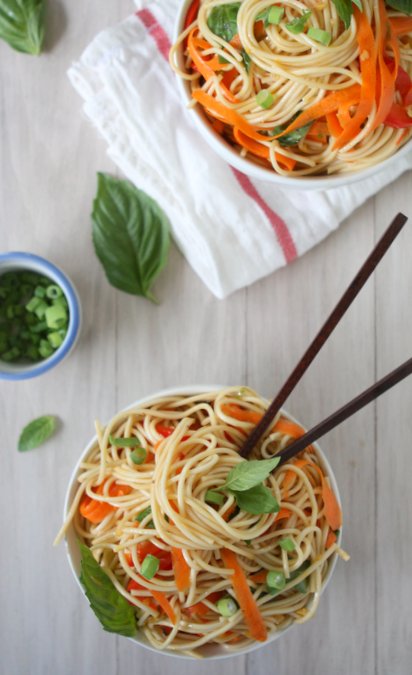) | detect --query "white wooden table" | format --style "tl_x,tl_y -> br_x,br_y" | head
1,2 -> 412,674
